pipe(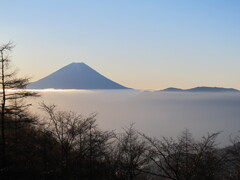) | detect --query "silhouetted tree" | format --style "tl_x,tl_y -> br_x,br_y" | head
115,124 -> 150,180
40,103 -> 81,178
0,42 -> 38,173
226,133 -> 240,179
143,130 -> 224,180
41,103 -> 116,179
